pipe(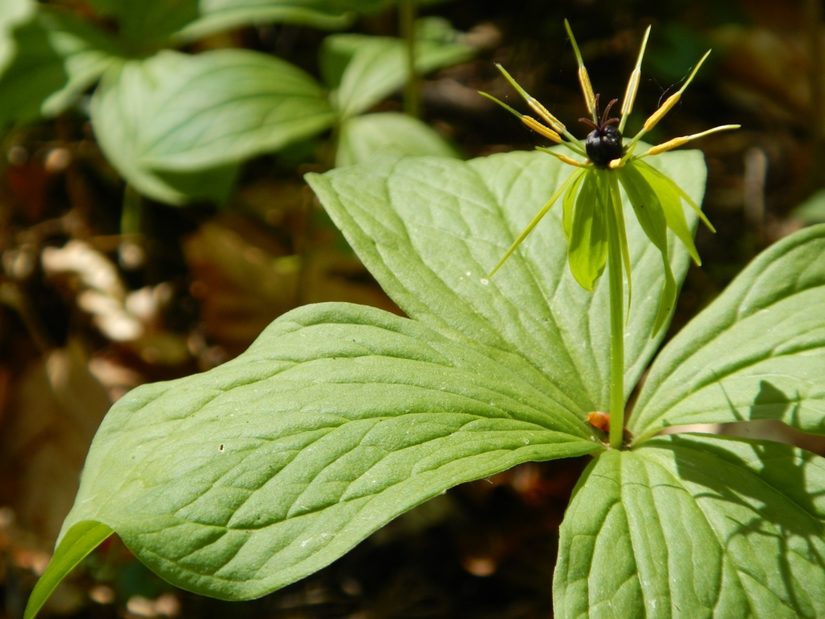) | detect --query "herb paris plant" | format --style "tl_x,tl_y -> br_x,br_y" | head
26,27 -> 825,619
481,20 -> 739,450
